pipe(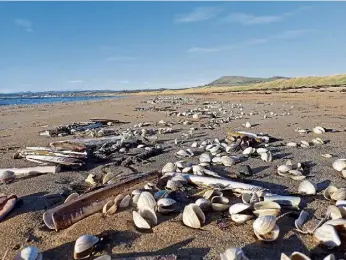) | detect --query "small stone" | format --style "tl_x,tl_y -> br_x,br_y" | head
234,165 -> 253,177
